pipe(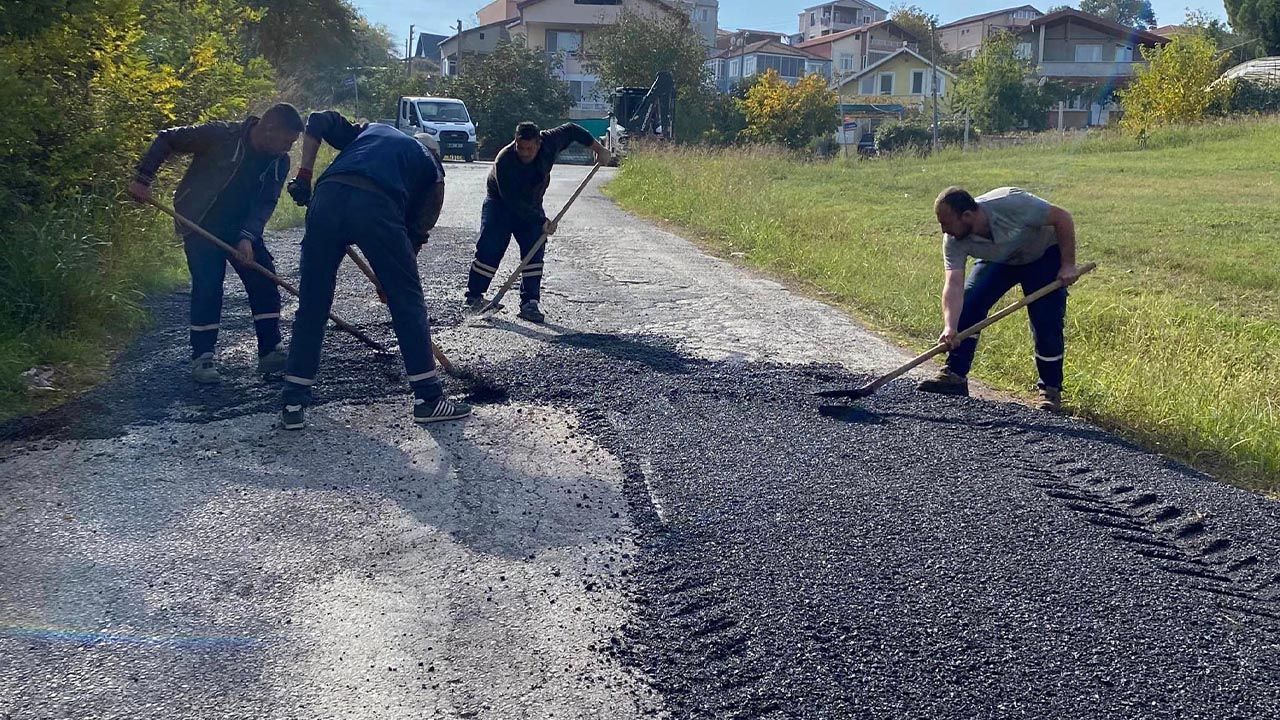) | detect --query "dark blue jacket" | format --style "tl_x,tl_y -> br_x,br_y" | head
135,116 -> 289,242
307,113 -> 443,244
